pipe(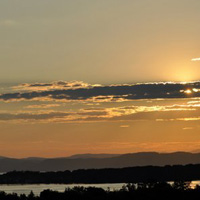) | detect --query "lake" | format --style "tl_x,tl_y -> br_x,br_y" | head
1,181 -> 200,196
0,183 -> 125,195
